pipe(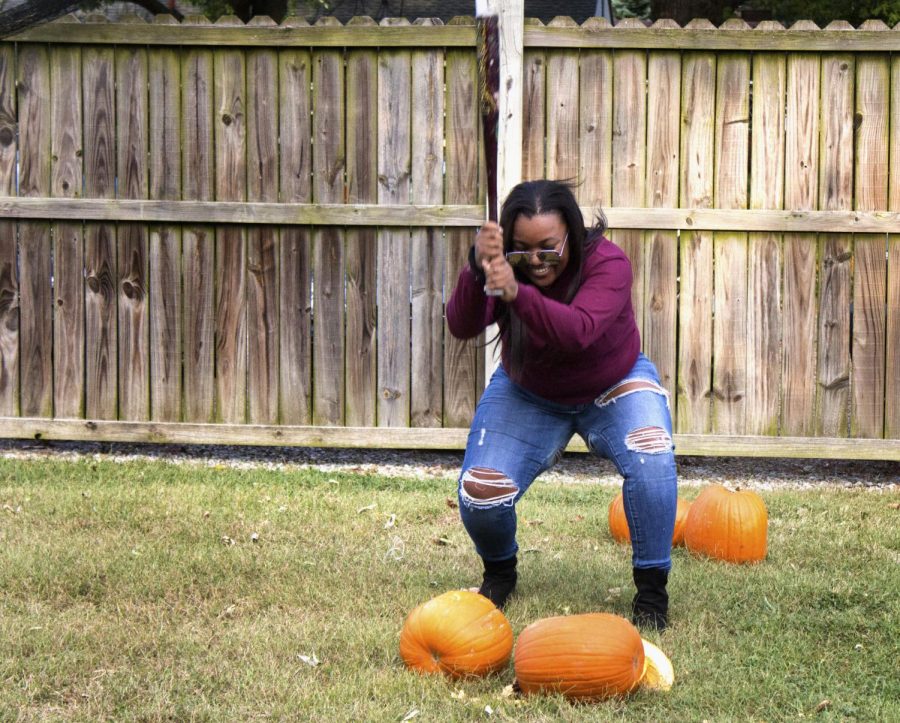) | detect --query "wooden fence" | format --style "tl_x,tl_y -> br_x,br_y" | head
1,14 -> 899,461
